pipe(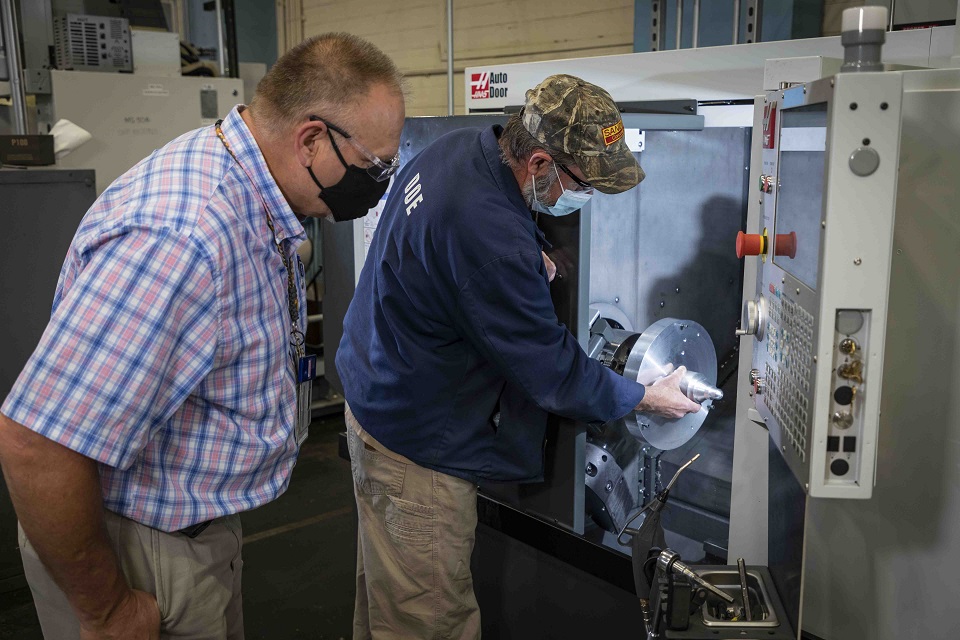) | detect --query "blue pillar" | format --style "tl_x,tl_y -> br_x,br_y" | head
186,0 -> 277,68
234,0 -> 277,68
